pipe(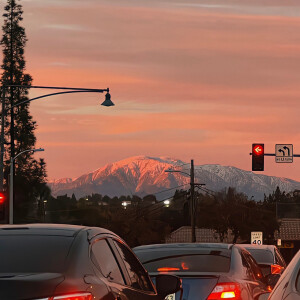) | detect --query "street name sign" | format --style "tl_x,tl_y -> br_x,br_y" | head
275,144 -> 293,163
251,231 -> 263,245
